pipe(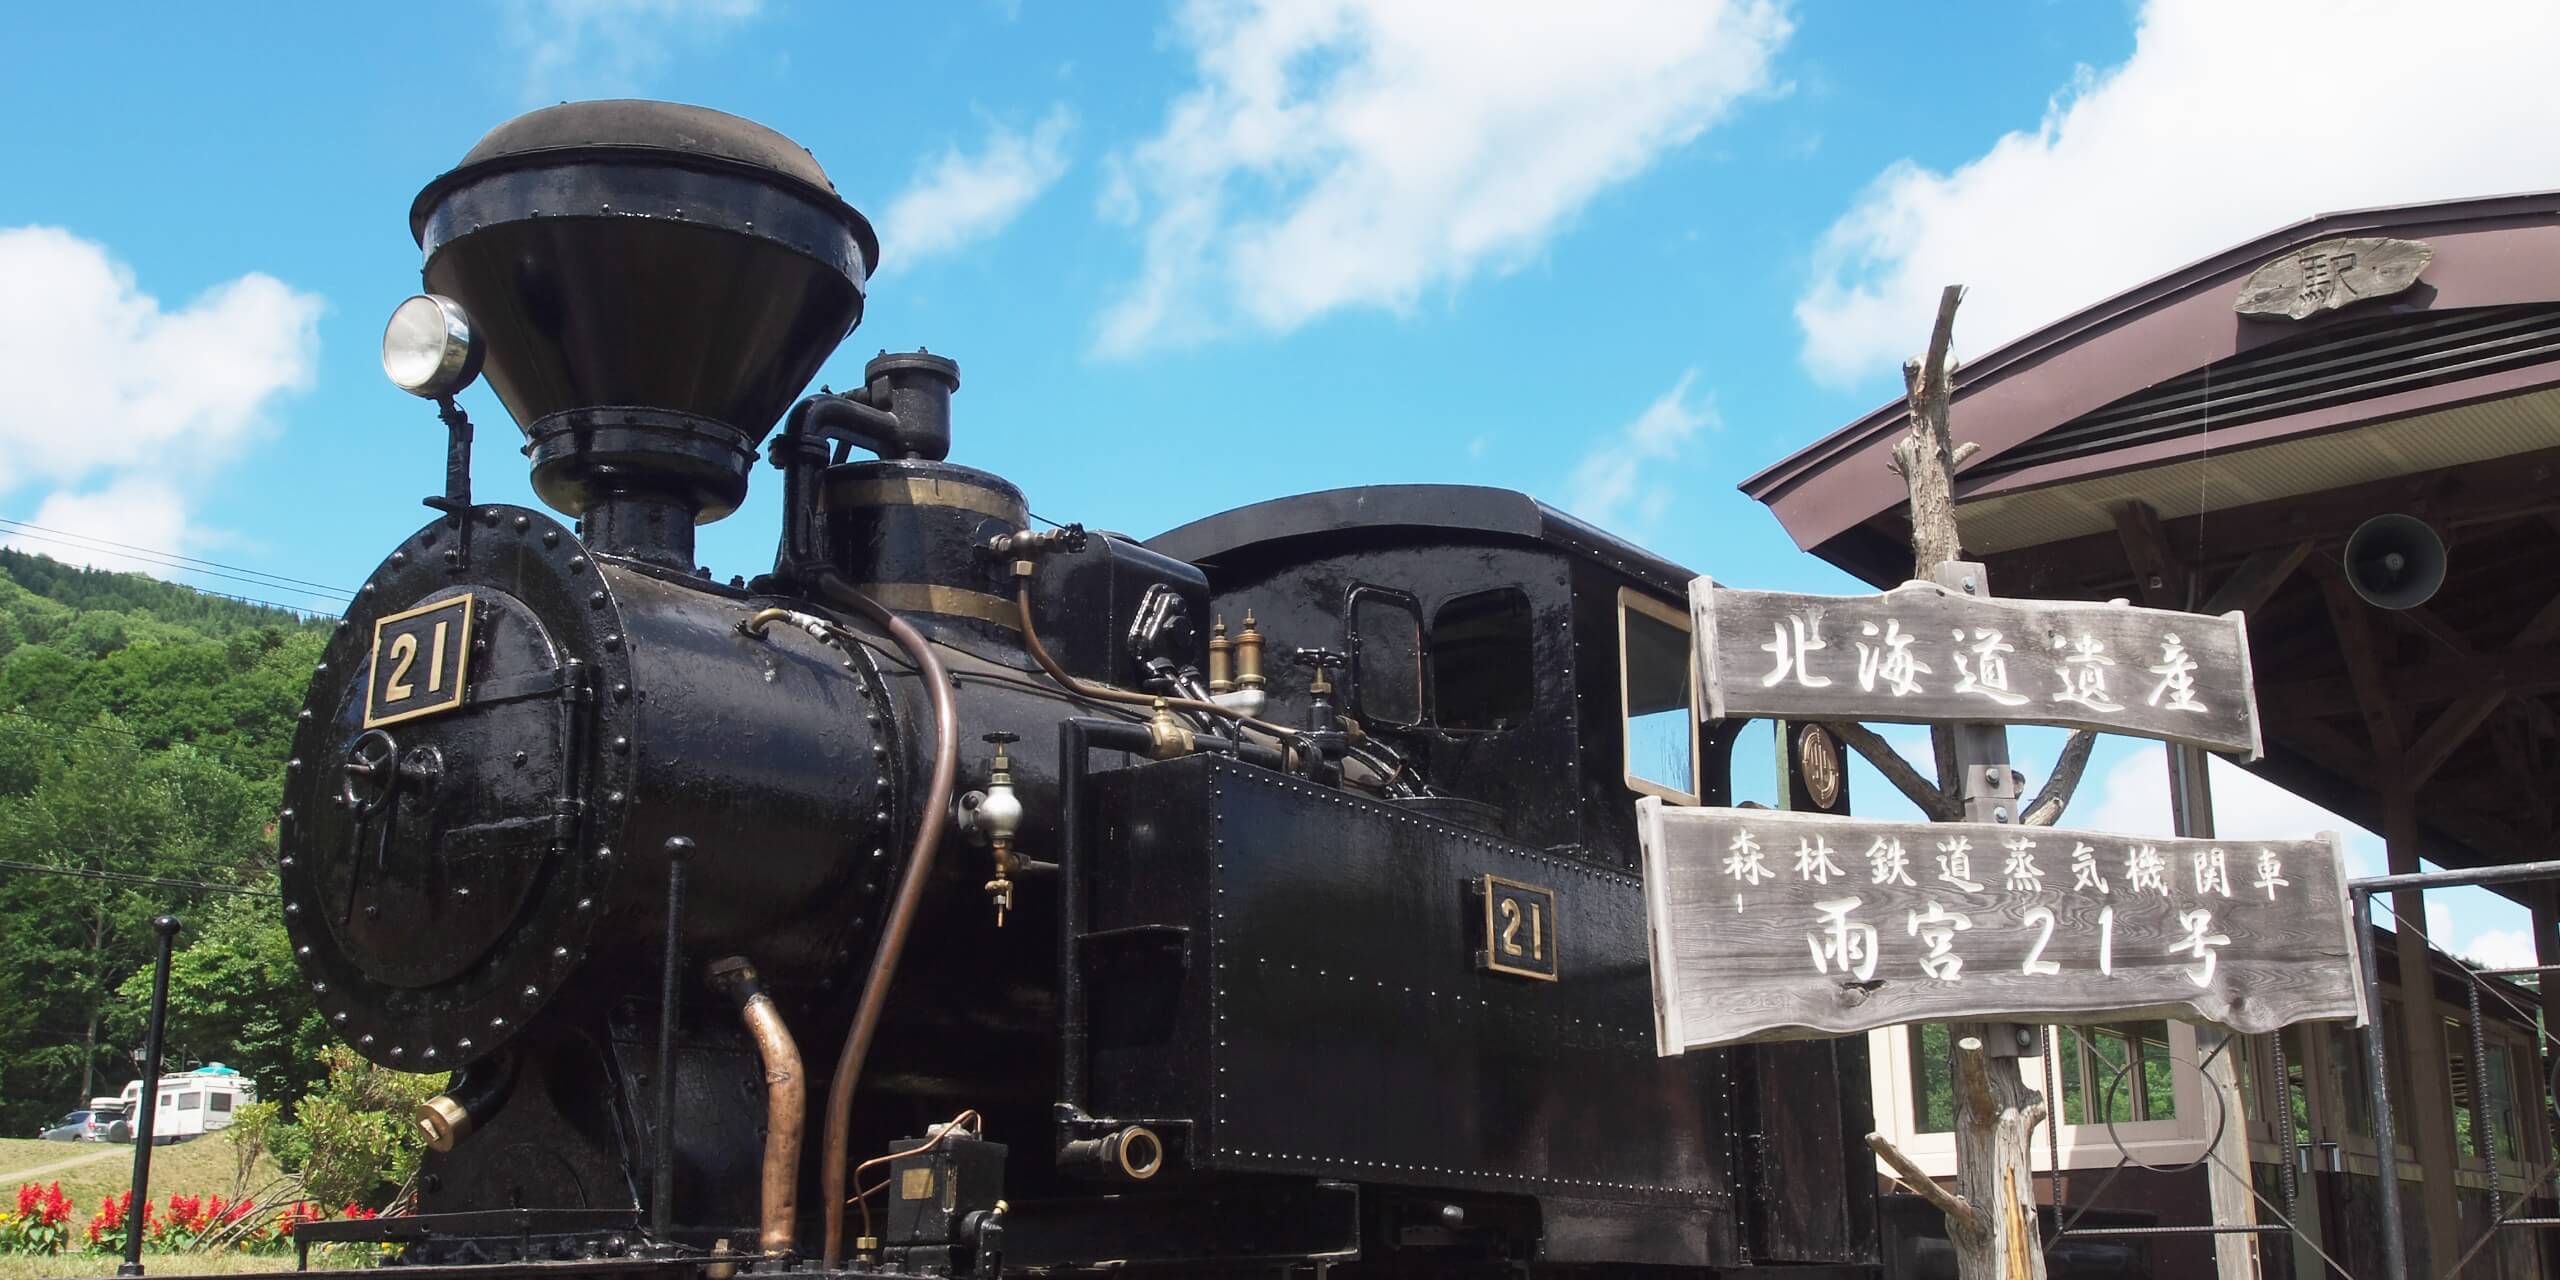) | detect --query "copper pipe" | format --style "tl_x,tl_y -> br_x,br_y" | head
707,957 -> 804,1259
1012,583 -> 1302,742
810,569 -> 957,1268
